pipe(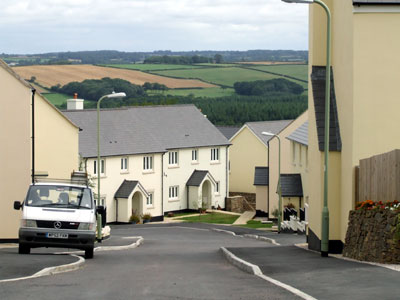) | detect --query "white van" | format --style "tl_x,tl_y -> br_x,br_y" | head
14,177 -> 101,259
